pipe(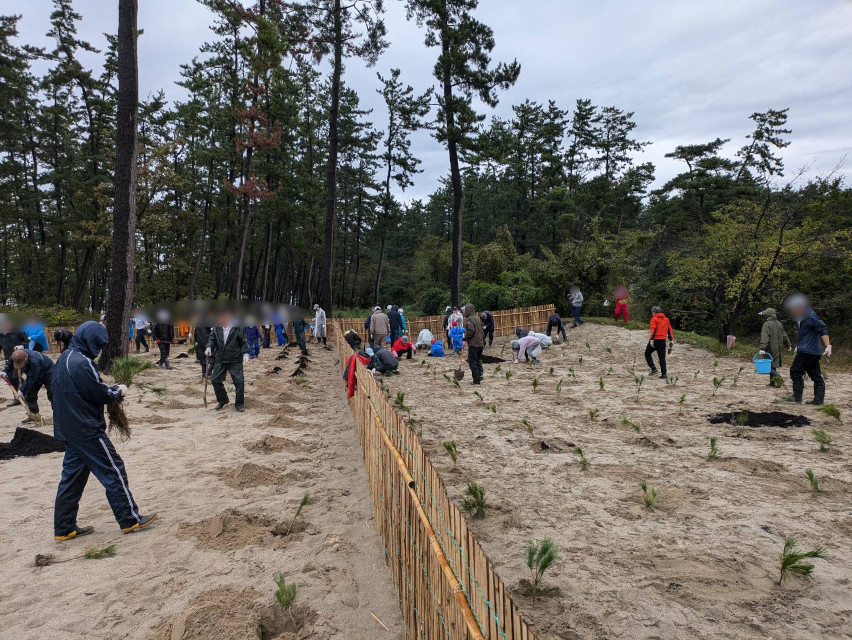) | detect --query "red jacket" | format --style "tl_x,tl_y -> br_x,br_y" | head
392,338 -> 413,353
345,353 -> 371,398
649,313 -> 673,341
